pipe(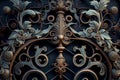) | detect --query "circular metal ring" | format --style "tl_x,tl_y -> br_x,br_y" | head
102,19 -> 113,29
19,53 -> 30,61
66,15 -> 73,22
73,54 -> 86,67
35,54 -> 48,67
74,69 -> 98,80
80,13 -> 90,24
7,19 -> 18,30
22,70 -> 47,80
47,15 -> 55,22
